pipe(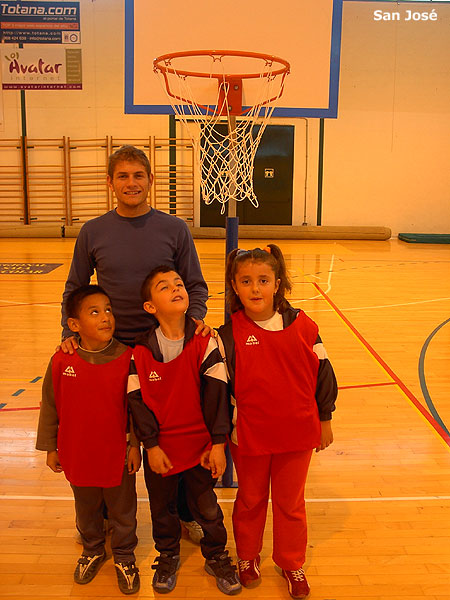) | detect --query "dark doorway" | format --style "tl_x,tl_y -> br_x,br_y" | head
200,124 -> 294,226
